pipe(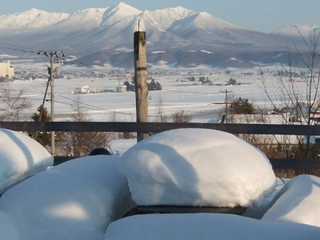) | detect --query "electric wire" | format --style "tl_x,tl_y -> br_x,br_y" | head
0,41 -> 95,68
55,95 -> 135,116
